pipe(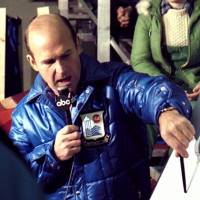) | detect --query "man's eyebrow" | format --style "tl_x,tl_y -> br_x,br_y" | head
62,49 -> 72,55
41,49 -> 73,64
41,58 -> 55,64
